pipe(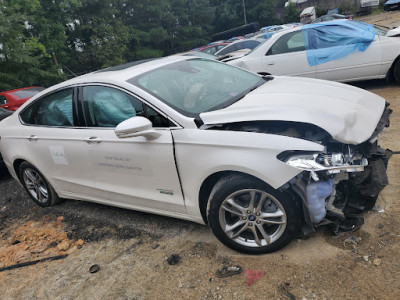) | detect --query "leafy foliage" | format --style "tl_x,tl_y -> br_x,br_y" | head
0,0 -> 291,90
284,2 -> 300,23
